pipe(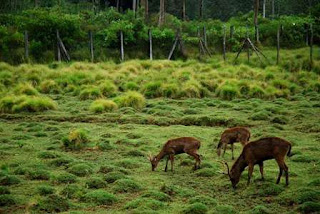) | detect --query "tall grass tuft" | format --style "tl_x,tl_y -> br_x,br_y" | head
90,99 -> 118,113
40,80 -> 61,94
14,83 -> 39,96
114,91 -> 146,110
62,129 -> 89,150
